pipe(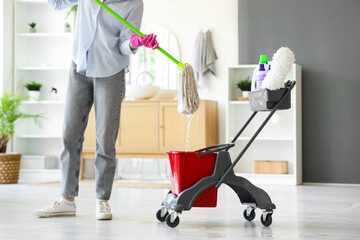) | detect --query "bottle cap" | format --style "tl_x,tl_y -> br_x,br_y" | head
259,55 -> 268,64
